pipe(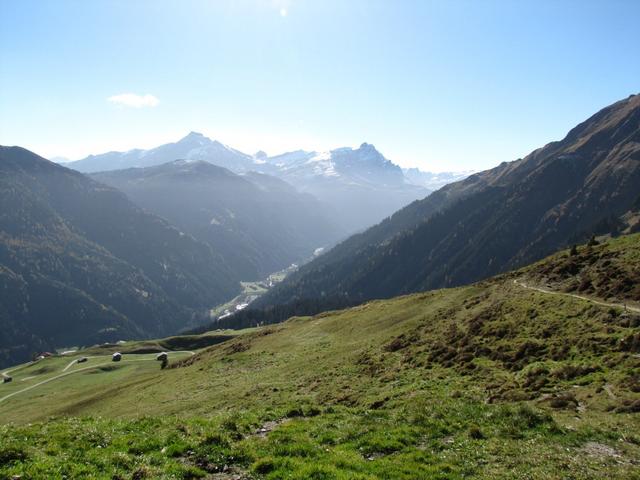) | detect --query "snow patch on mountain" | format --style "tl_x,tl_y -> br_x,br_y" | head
403,167 -> 475,191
